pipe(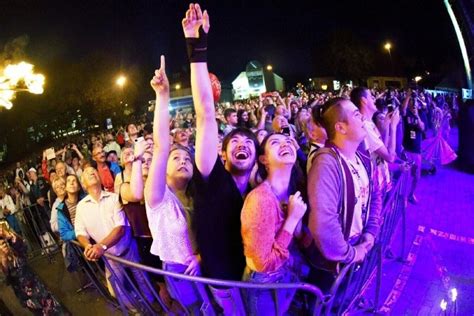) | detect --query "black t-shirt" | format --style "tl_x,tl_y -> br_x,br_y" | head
403,110 -> 423,154
30,178 -> 49,201
192,157 -> 247,280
